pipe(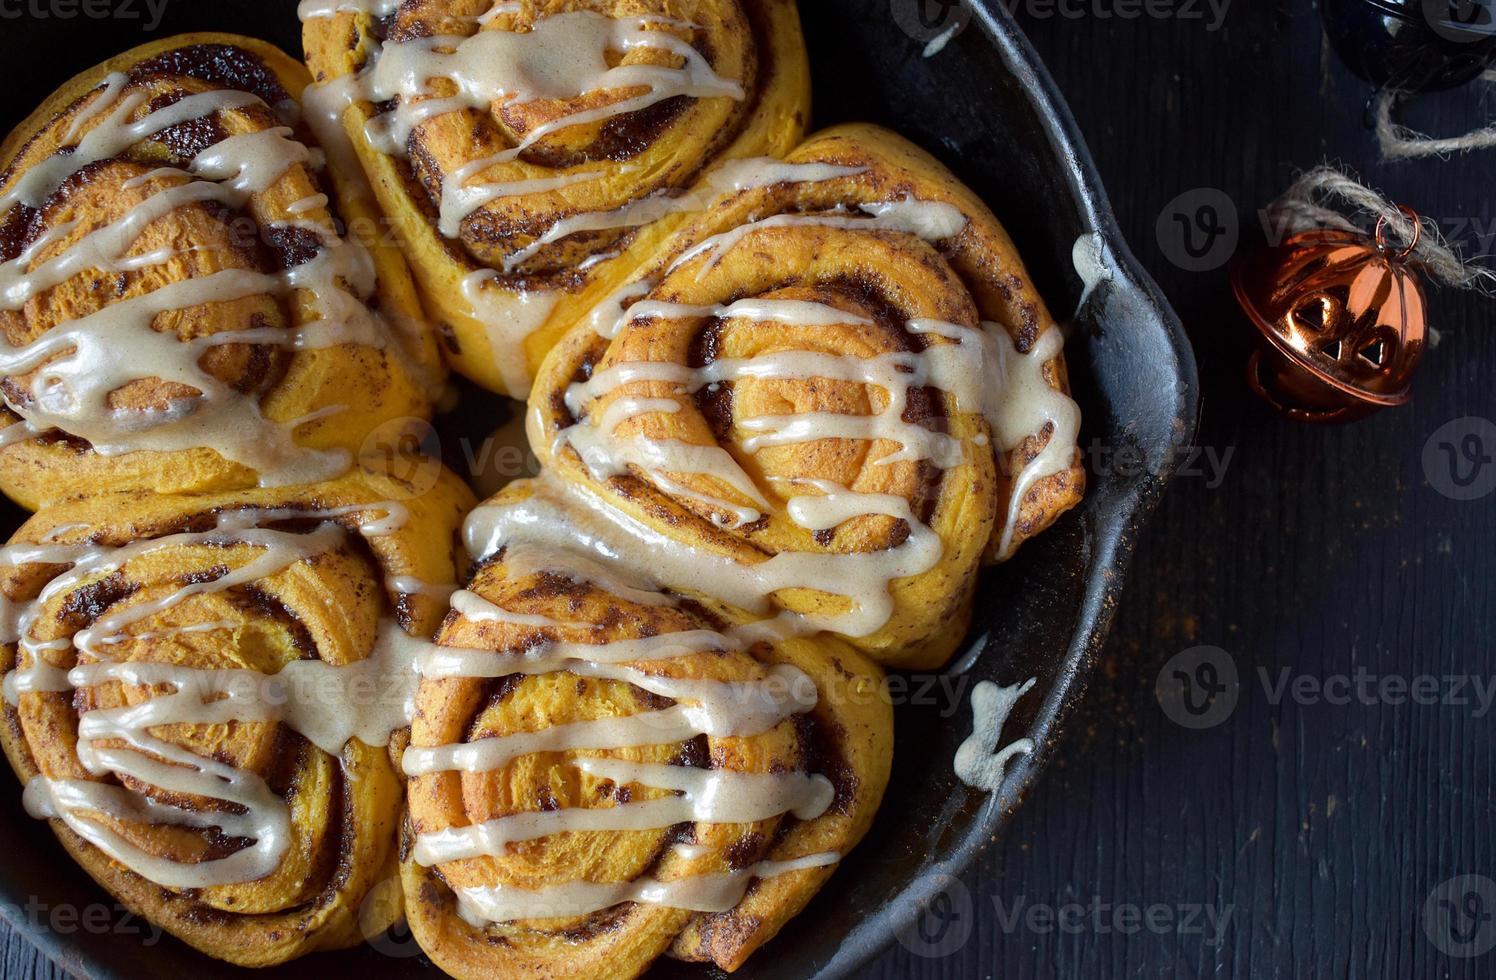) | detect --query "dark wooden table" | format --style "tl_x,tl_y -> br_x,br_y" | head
865,2 -> 1496,978
4,1 -> 1495,977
